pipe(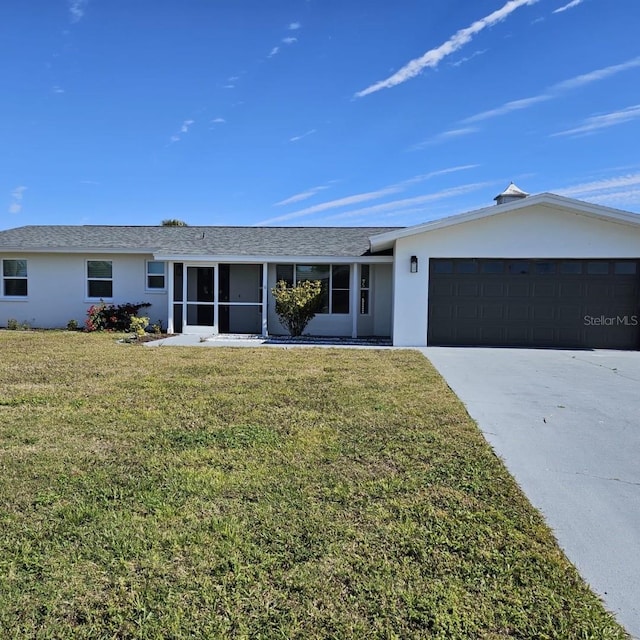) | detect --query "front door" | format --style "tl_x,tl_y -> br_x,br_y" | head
185,266 -> 215,333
